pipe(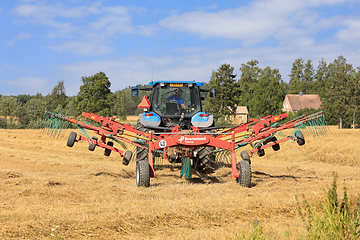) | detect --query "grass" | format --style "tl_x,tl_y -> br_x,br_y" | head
1,127 -> 360,239
296,173 -> 360,240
